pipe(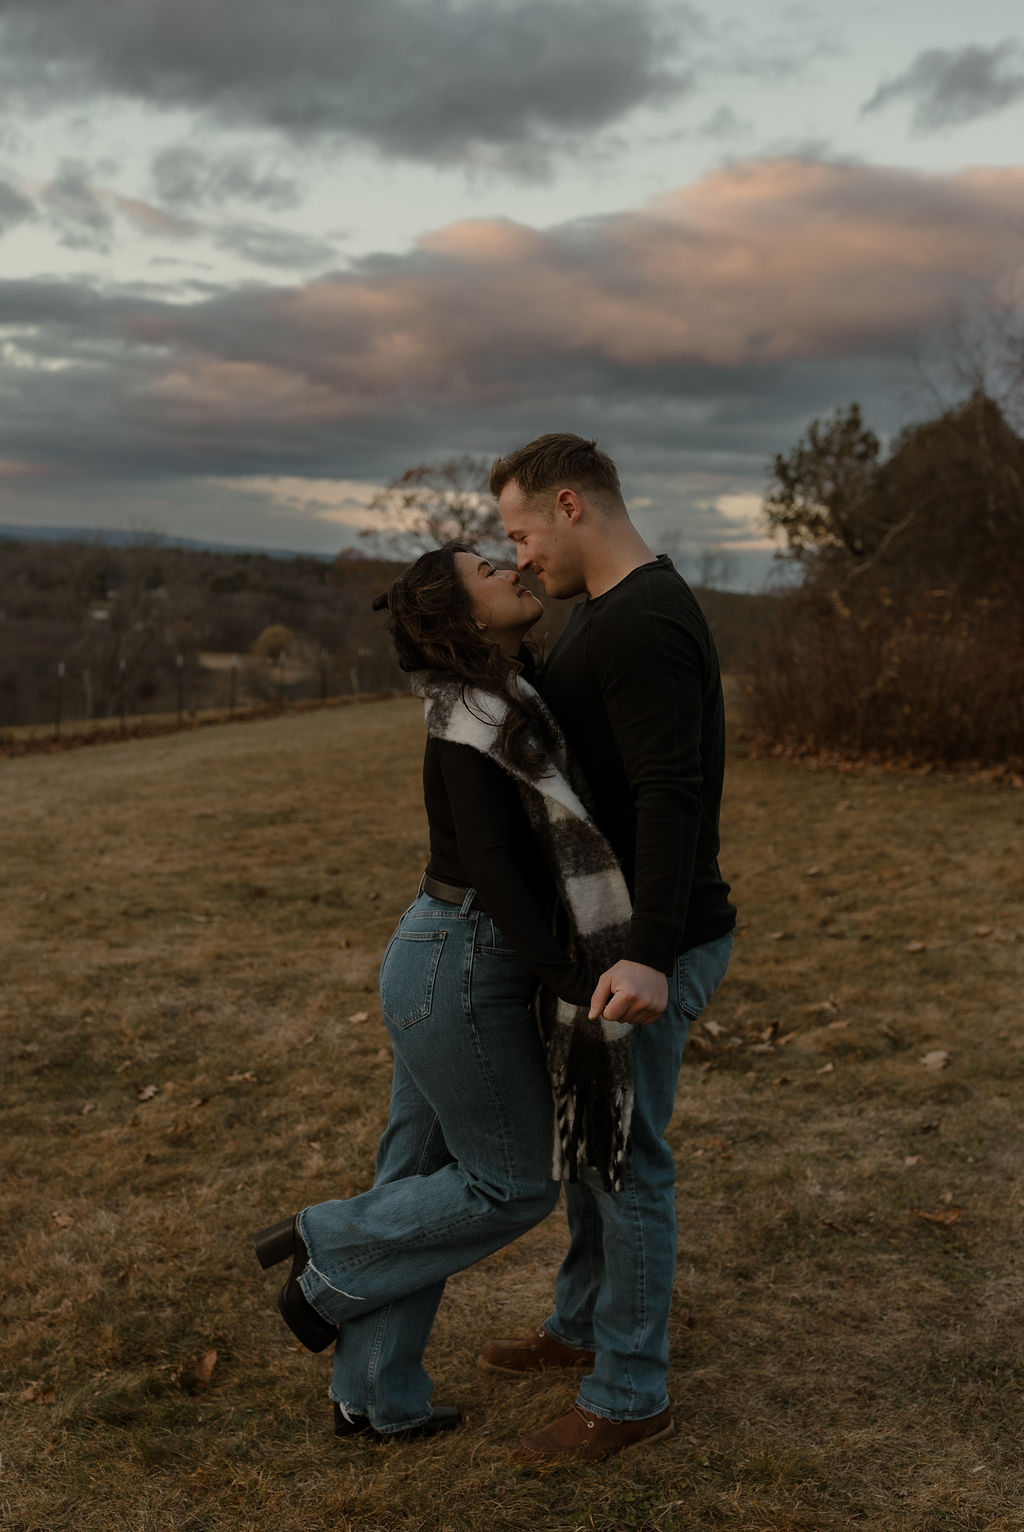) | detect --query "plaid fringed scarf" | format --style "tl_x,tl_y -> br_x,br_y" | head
412,670 -> 634,1193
